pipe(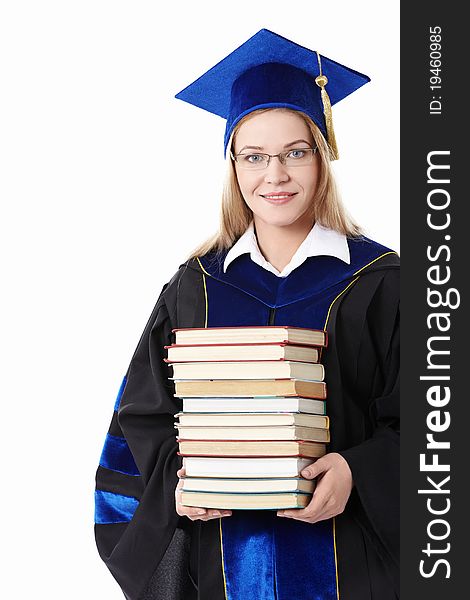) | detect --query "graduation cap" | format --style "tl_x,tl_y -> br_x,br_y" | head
175,28 -> 370,160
